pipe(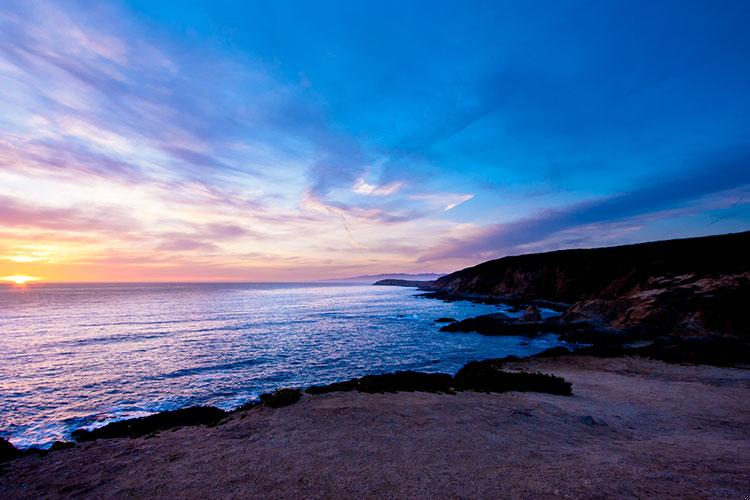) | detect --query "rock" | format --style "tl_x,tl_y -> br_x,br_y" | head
0,437 -> 20,462
260,388 -> 302,408
454,360 -> 572,396
532,346 -> 572,358
305,380 -> 357,394
355,371 -> 454,393
568,336 -> 750,366
72,406 -> 228,442
49,441 -> 75,451
520,306 -> 542,322
306,372 -> 455,395
439,313 -> 515,334
440,314 -> 598,338
434,317 -> 457,323
233,400 -> 261,413
579,415 -> 607,426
